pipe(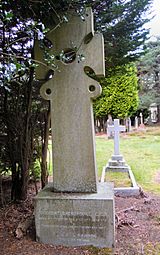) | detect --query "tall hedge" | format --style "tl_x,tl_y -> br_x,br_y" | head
94,64 -> 139,118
